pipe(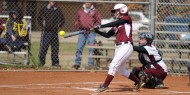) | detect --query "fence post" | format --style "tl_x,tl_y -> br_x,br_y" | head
187,61 -> 190,87
150,0 -> 156,45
